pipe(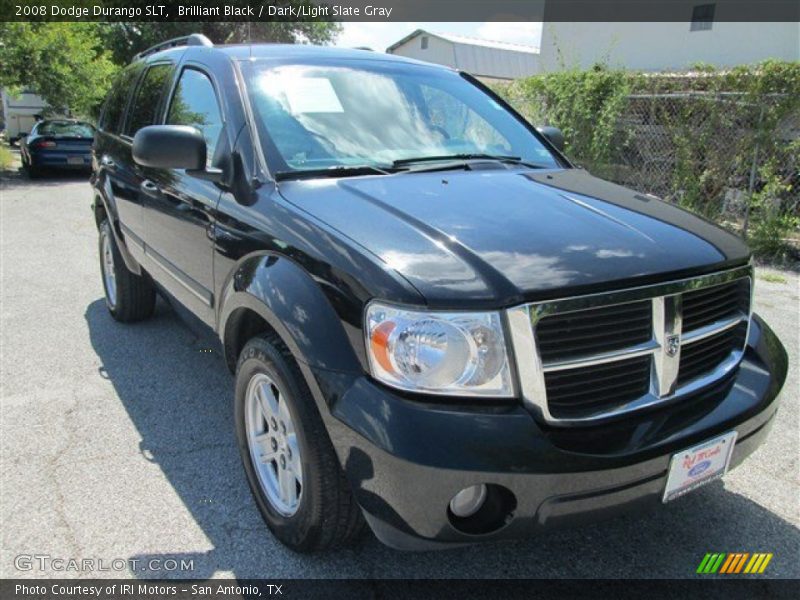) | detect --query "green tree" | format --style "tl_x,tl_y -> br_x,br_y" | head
0,22 -> 118,117
101,20 -> 341,66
